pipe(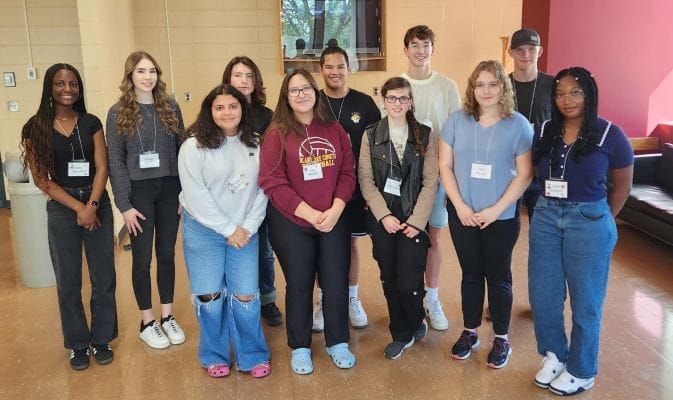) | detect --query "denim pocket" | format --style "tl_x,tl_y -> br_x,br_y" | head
577,203 -> 606,222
